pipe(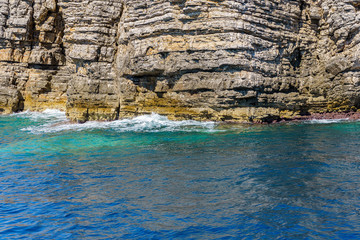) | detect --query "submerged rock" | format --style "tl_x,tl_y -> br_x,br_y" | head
0,0 -> 360,123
